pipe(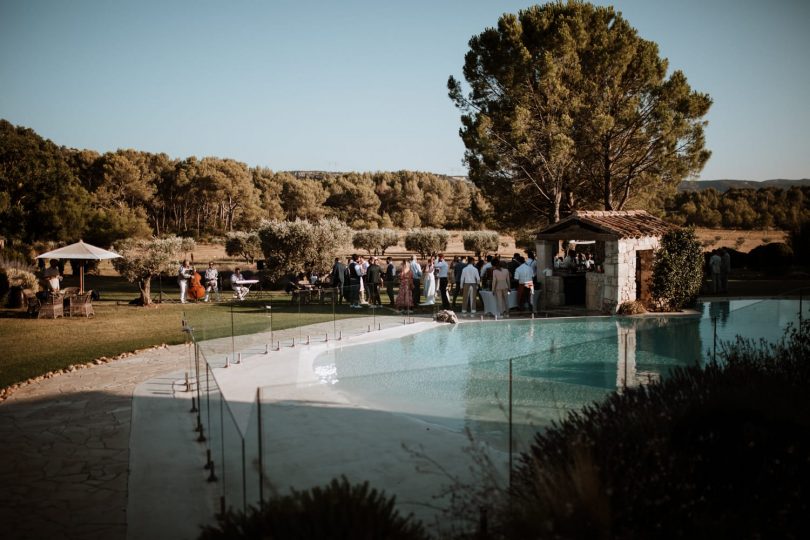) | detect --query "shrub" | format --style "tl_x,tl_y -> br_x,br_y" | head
352,229 -> 399,256
617,300 -> 647,315
258,218 -> 352,283
225,231 -> 262,264
498,321 -> 810,540
512,230 -> 536,251
788,221 -> 809,266
462,231 -> 499,256
404,228 -> 449,257
651,228 -> 703,310
199,476 -> 428,540
748,242 -> 794,272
